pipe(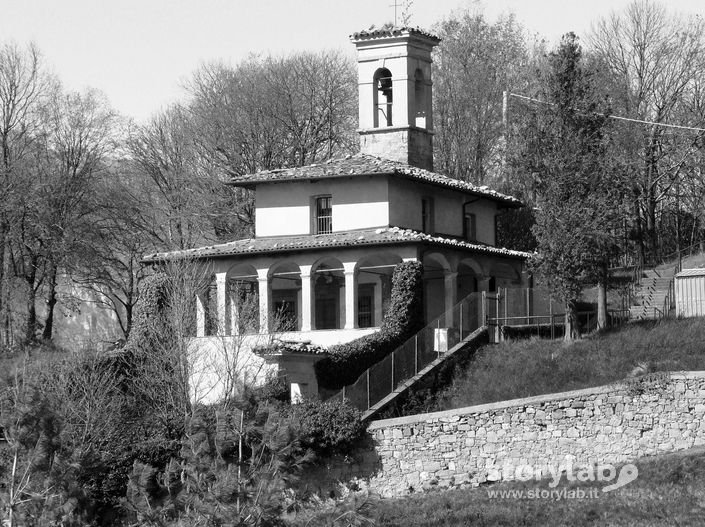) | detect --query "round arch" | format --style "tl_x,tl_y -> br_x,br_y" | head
423,252 -> 451,323
312,257 -> 345,330
373,67 -> 393,127
357,252 -> 403,328
490,262 -> 522,290
268,261 -> 302,332
414,67 -> 426,128
457,258 -> 482,300
226,263 -> 259,334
